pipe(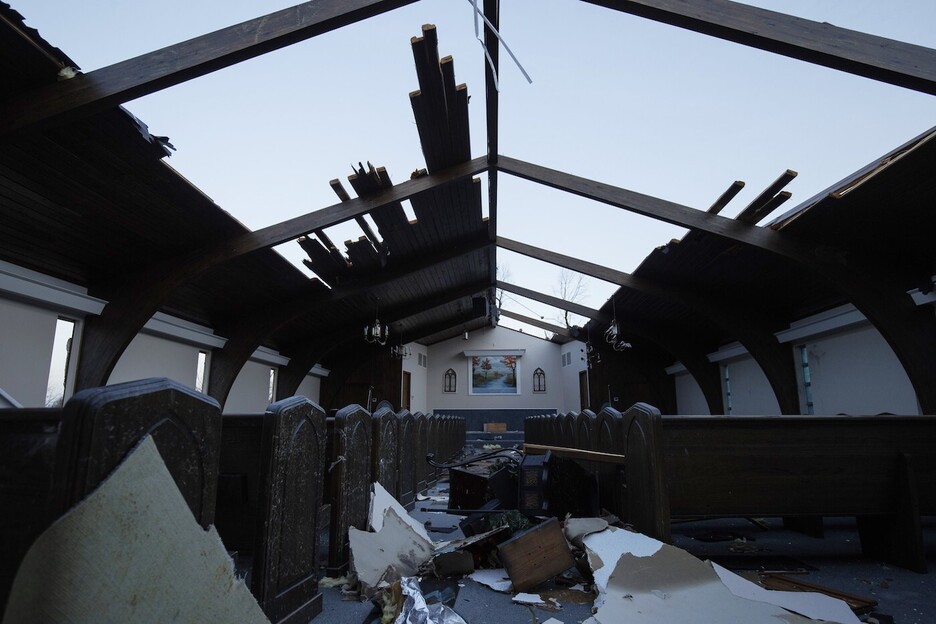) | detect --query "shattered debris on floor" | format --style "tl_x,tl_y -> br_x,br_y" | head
323,451 -> 875,624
